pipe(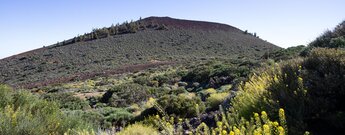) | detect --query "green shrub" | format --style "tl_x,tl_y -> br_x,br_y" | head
69,107 -> 134,128
329,36 -> 345,48
182,64 -> 213,83
117,123 -> 159,135
198,88 -> 217,100
264,45 -> 307,60
206,92 -> 229,110
299,48 -> 345,131
147,87 -> 171,98
231,48 -> 345,134
0,85 -> 93,135
182,61 -> 252,88
133,76 -> 151,86
101,107 -> 134,126
309,20 -> 345,48
157,93 -> 205,117
152,75 -> 171,86
151,108 -> 288,135
101,83 -> 150,107
42,92 -> 90,110
0,85 -> 12,108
